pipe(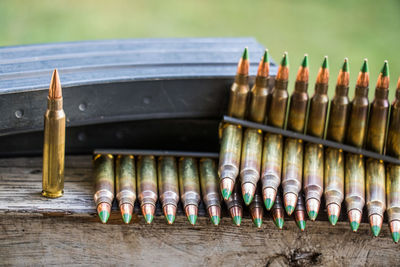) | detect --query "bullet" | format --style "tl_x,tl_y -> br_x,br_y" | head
326,58 -> 350,143
346,59 -> 369,148
179,157 -> 201,225
227,47 -> 250,119
272,190 -> 285,229
287,54 -> 309,133
324,148 -> 344,225
219,124 -> 242,200
249,185 -> 264,228
281,55 -> 309,214
116,155 -> 136,224
267,52 -> 289,128
386,164 -> 400,243
366,61 -> 390,154
345,154 -> 365,232
42,69 -> 66,198
366,159 -> 386,237
199,158 -> 221,226
157,156 -> 179,225
295,193 -> 306,231
225,182 -> 243,226
248,49 -> 270,124
282,138 -> 303,215
93,154 -> 115,224
240,128 -> 263,205
386,77 -> 400,158
137,155 -> 158,224
303,143 -> 324,221
261,133 -> 283,210
306,56 -> 329,138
